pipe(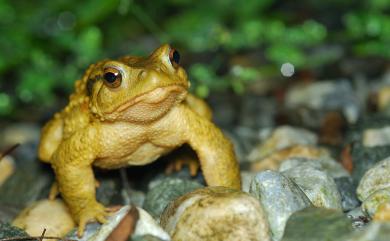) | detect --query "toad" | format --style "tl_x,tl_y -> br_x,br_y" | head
38,44 -> 241,235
